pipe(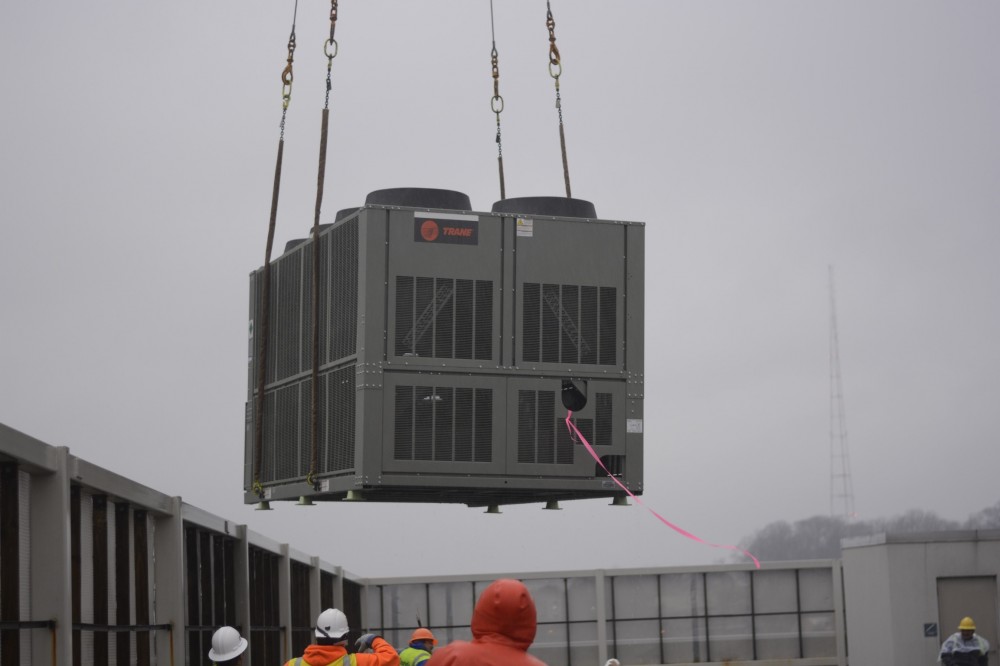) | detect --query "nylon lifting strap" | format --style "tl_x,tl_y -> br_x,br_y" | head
253,0 -> 299,498
307,0 -> 340,489
546,0 -> 572,198
489,0 -> 506,200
